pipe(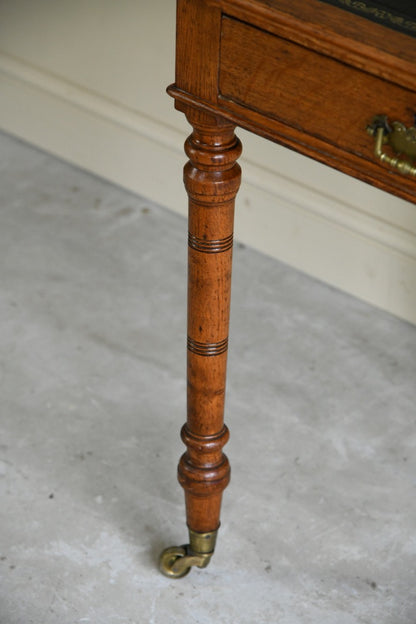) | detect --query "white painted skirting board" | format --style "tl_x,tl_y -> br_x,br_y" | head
1,52 -> 416,324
